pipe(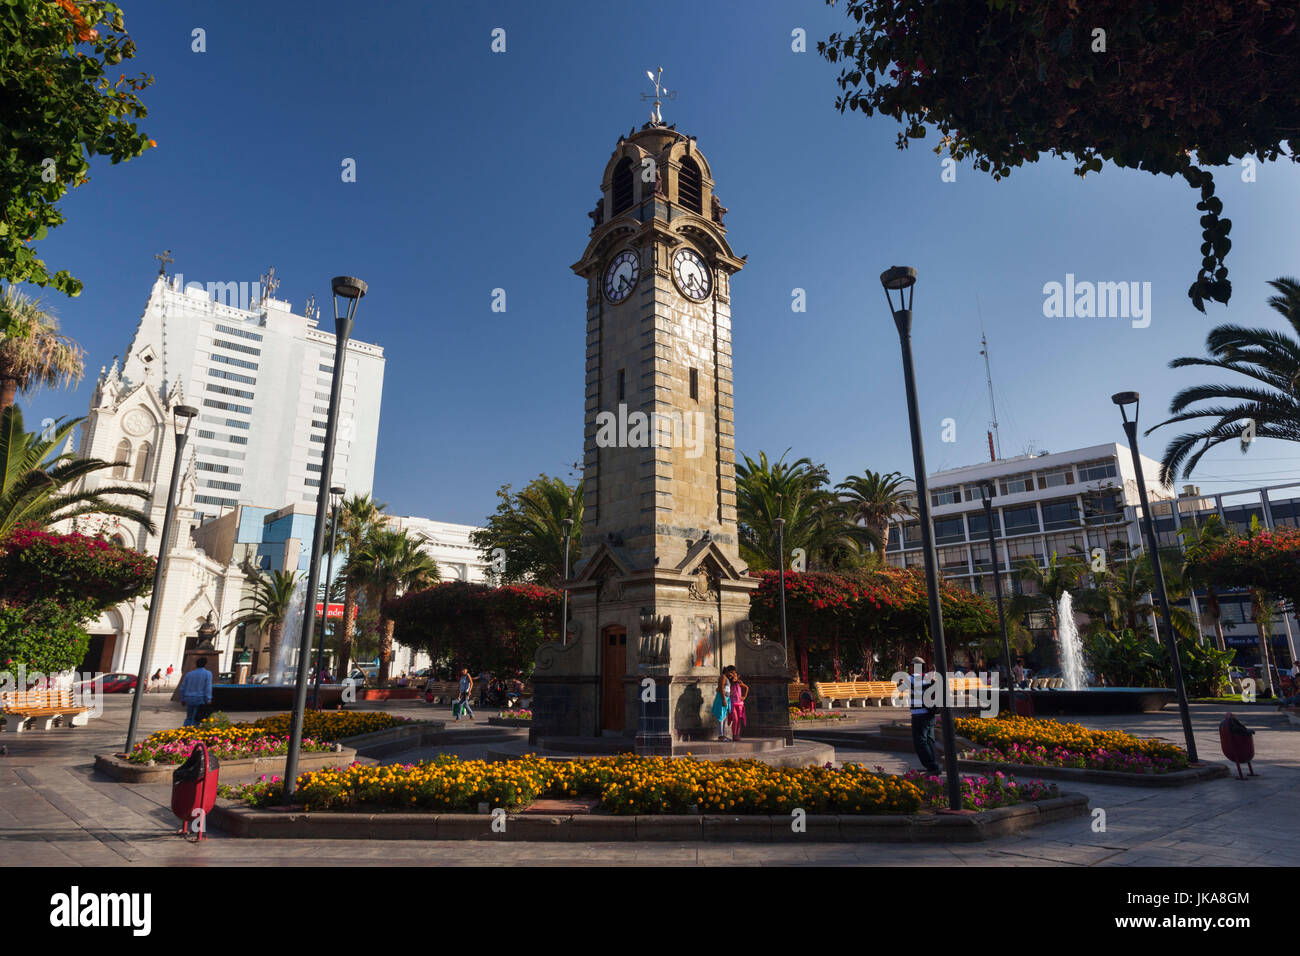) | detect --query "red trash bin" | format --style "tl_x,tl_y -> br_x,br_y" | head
1218,712 -> 1256,780
1013,694 -> 1035,716
171,740 -> 220,839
